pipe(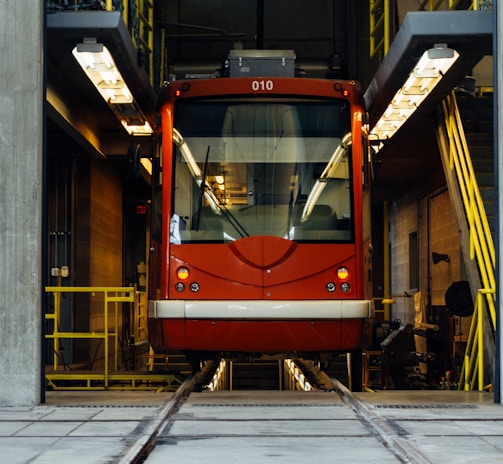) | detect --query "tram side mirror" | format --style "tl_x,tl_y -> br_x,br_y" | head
370,146 -> 381,178
127,143 -> 141,178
